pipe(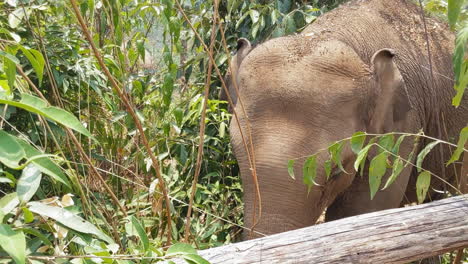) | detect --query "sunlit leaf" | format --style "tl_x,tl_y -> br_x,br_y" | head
350,131 -> 366,154
416,170 -> 431,204
448,0 -> 463,29
0,224 -> 25,264
329,141 -> 346,173
303,155 -> 317,190
166,243 -> 197,256
19,47 -> 45,85
447,126 -> 468,165
28,202 -> 114,244
17,163 -> 42,204
0,192 -> 19,221
382,157 -> 404,190
369,152 -> 388,199
416,140 -> 440,172
354,144 -> 372,173
287,159 -> 295,180
377,134 -> 394,153
324,159 -> 332,180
